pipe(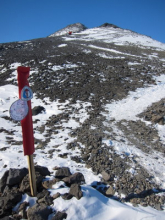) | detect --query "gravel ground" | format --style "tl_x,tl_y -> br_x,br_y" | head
0,29 -> 165,210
